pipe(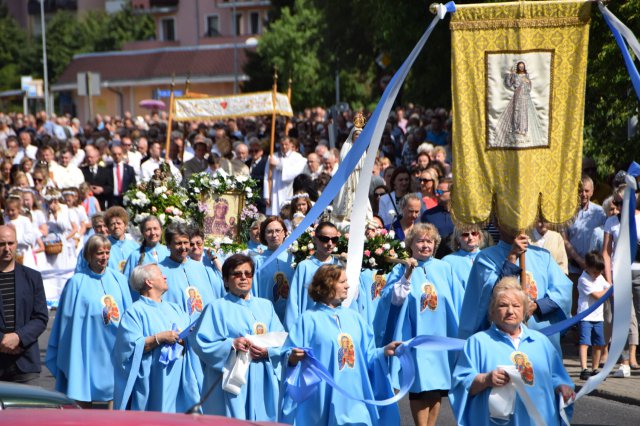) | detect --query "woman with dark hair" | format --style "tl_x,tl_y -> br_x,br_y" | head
123,215 -> 170,297
253,216 -> 296,323
190,254 -> 285,421
160,222 -> 223,317
370,184 -> 388,216
104,206 -> 139,274
285,221 -> 343,330
46,235 -> 132,408
378,166 -> 416,227
282,264 -> 401,425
